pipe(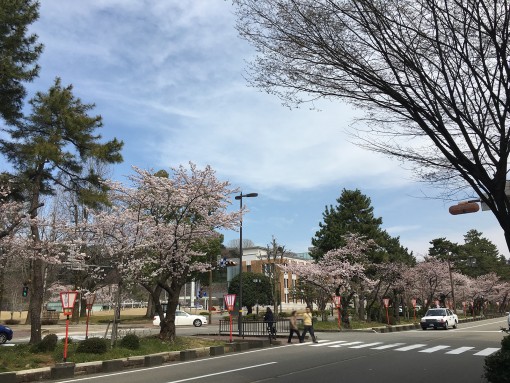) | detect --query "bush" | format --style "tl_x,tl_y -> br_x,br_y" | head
484,335 -> 510,382
120,334 -> 140,350
76,337 -> 108,354
199,311 -> 209,316
4,319 -> 20,325
31,333 -> 58,352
